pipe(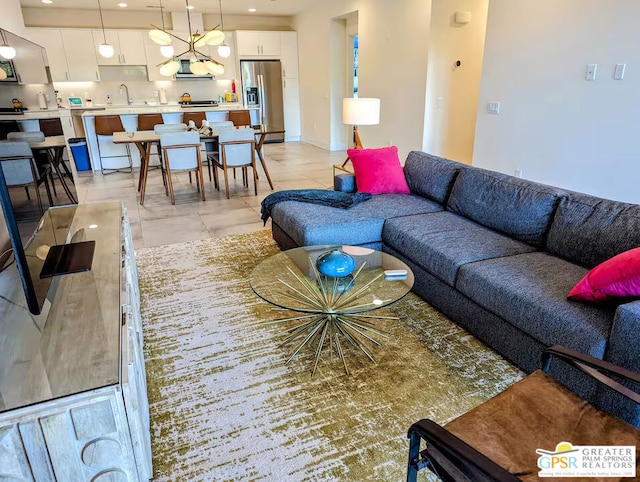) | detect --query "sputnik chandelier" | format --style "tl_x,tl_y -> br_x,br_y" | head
149,0 -> 225,77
